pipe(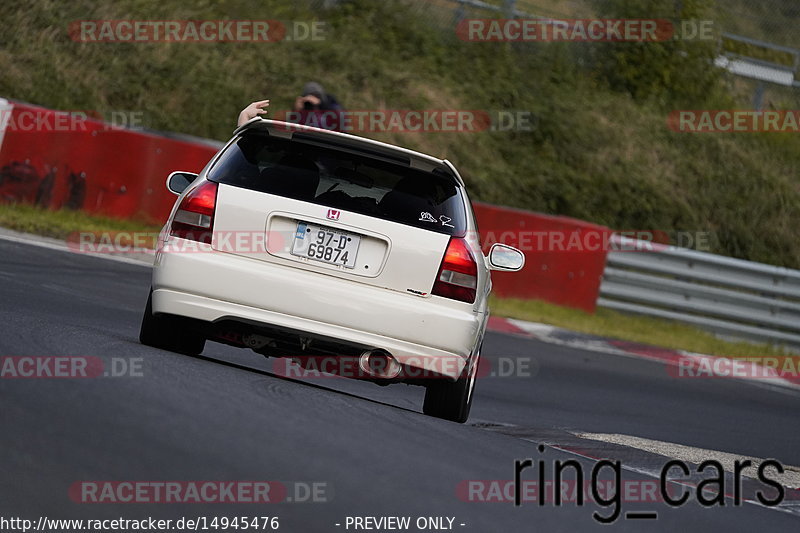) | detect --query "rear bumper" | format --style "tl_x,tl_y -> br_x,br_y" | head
152,243 -> 485,379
